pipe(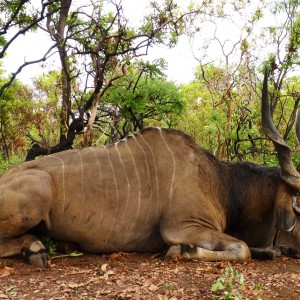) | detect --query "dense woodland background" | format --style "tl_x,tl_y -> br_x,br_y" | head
1,0 -> 300,173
